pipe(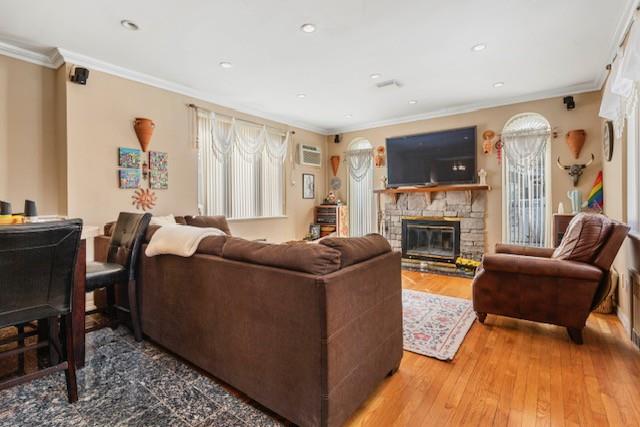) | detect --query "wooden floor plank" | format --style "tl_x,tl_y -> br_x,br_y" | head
345,271 -> 640,427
